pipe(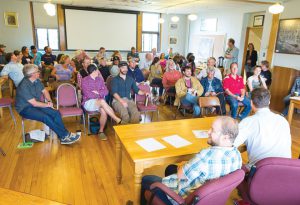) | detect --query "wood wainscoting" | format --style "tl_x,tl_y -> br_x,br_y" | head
270,66 -> 300,112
